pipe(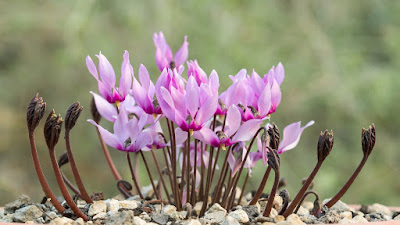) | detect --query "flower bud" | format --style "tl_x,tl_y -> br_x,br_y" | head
317,130 -> 334,162
26,93 -> 46,131
65,102 -> 83,131
267,148 -> 280,171
58,152 -> 69,168
362,123 -> 375,156
267,123 -> 280,150
90,97 -> 101,123
44,110 -> 63,149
